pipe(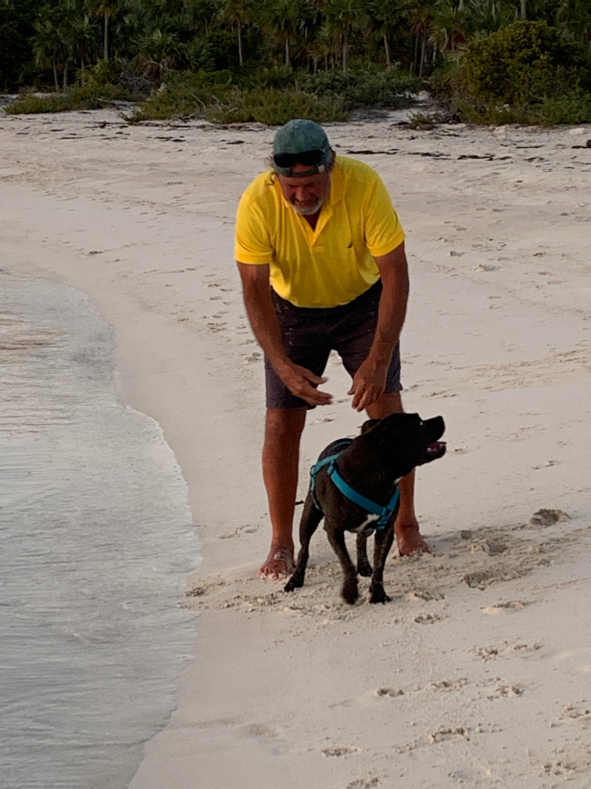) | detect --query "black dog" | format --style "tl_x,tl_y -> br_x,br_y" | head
284,413 -> 446,604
